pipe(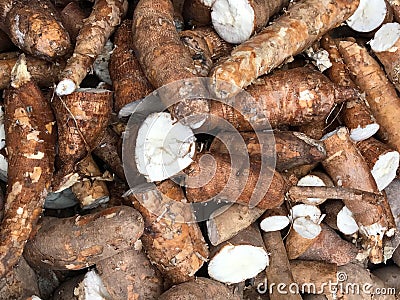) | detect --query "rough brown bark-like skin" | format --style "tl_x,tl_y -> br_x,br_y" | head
60,1 -> 89,43
182,0 -> 212,26
0,58 -> 56,278
23,206 -> 144,270
210,0 -> 359,97
185,153 -> 287,209
110,20 -> 153,114
132,0 -> 209,126
0,0 -> 71,60
180,27 -> 233,76
96,249 -> 164,300
52,89 -> 112,167
210,131 -> 326,171
250,0 -> 290,34
0,52 -> 65,89
298,224 -> 359,266
357,137 -> 398,172
290,260 -> 337,296
159,277 -> 241,300
285,227 -> 320,260
320,35 -> 380,139
206,67 -> 357,131
338,39 -> 400,152
0,258 -> 39,300
129,180 -> 209,286
59,0 -> 127,91
388,0 -> 400,22
262,231 -> 302,300
320,199 -> 344,231
52,274 -> 84,300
